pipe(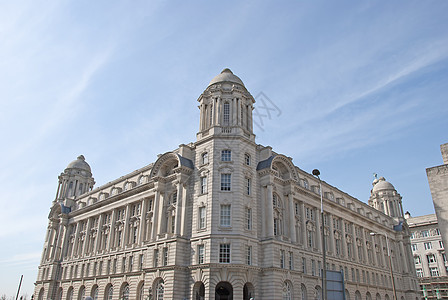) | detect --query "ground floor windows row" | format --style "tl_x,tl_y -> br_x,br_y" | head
37,279 -> 163,300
